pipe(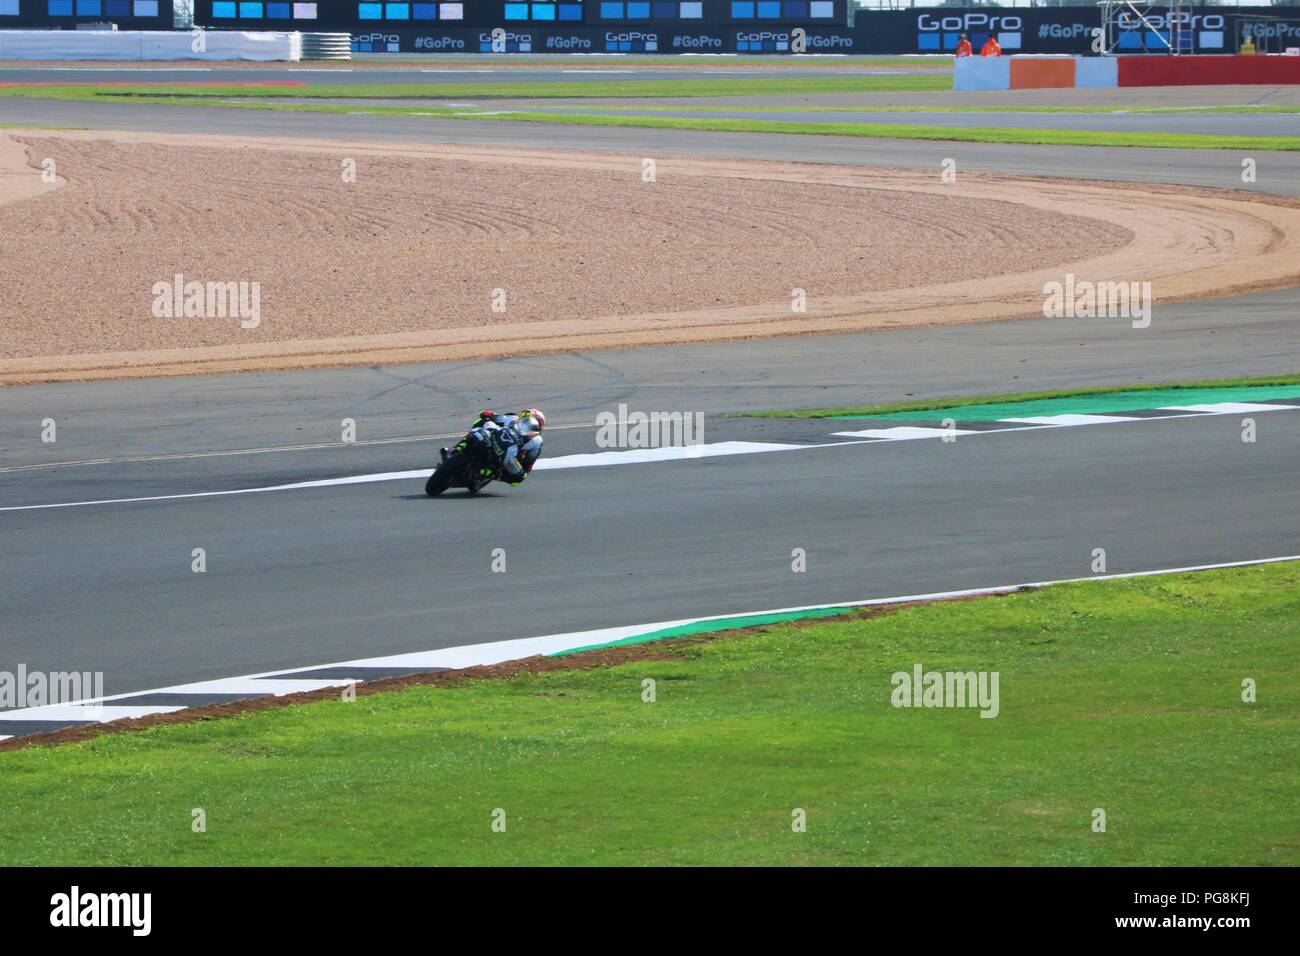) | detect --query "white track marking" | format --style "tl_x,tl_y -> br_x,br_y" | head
10,400 -> 1295,479
0,682 -> 354,727
275,625 -> 695,674
0,705 -> 186,723
0,436 -> 447,476
1003,414 -> 1144,426
0,471 -> 426,512
0,441 -> 812,513
0,422 -> 598,476
832,426 -> 980,440
144,677 -> 356,697
1161,402 -> 1300,414
532,440 -> 803,468
8,553 -> 1298,740
829,404 -> 1298,437
6,397 -> 1299,512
